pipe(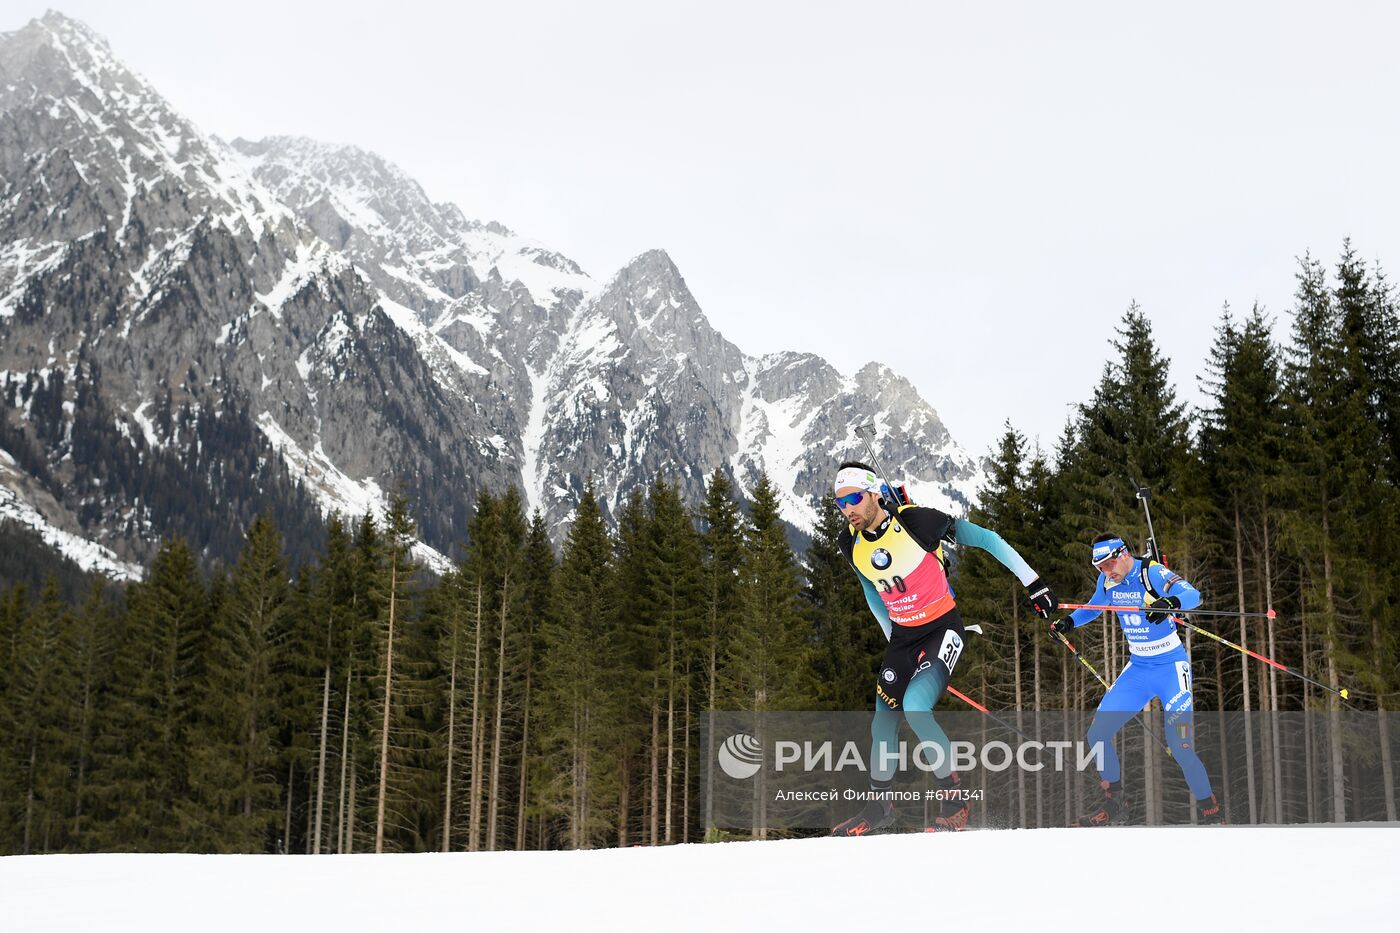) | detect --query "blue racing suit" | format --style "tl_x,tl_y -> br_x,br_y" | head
1066,558 -> 1214,800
